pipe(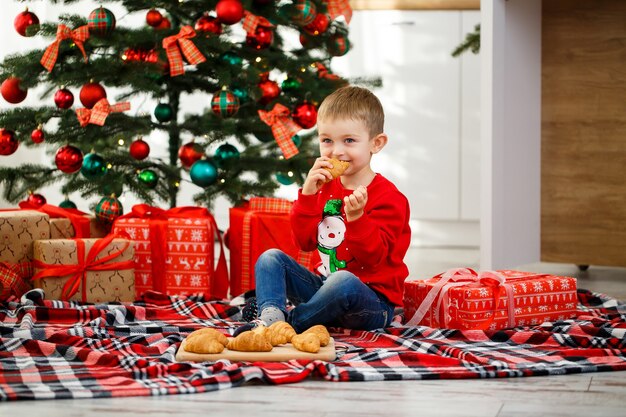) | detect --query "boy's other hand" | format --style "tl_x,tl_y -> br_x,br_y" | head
344,185 -> 367,222
302,157 -> 334,195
